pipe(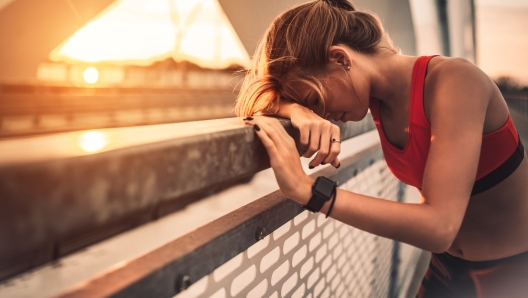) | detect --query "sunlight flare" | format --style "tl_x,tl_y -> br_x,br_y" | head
78,131 -> 110,153
83,67 -> 99,84
50,0 -> 250,69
